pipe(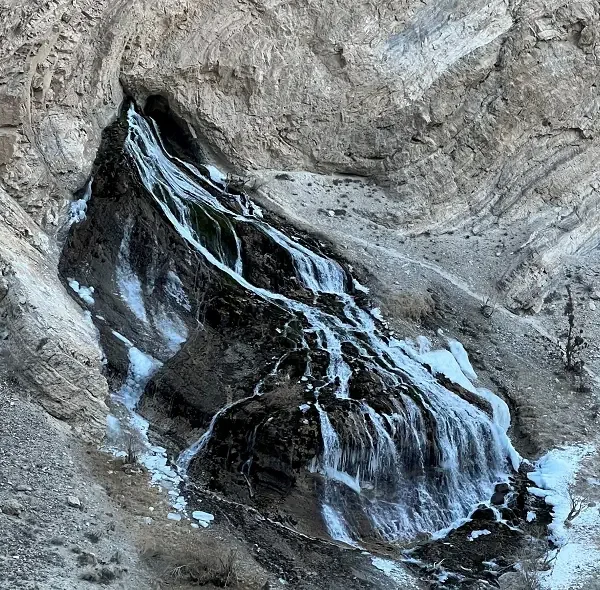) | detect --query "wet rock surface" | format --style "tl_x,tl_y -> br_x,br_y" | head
56,101 -> 568,588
